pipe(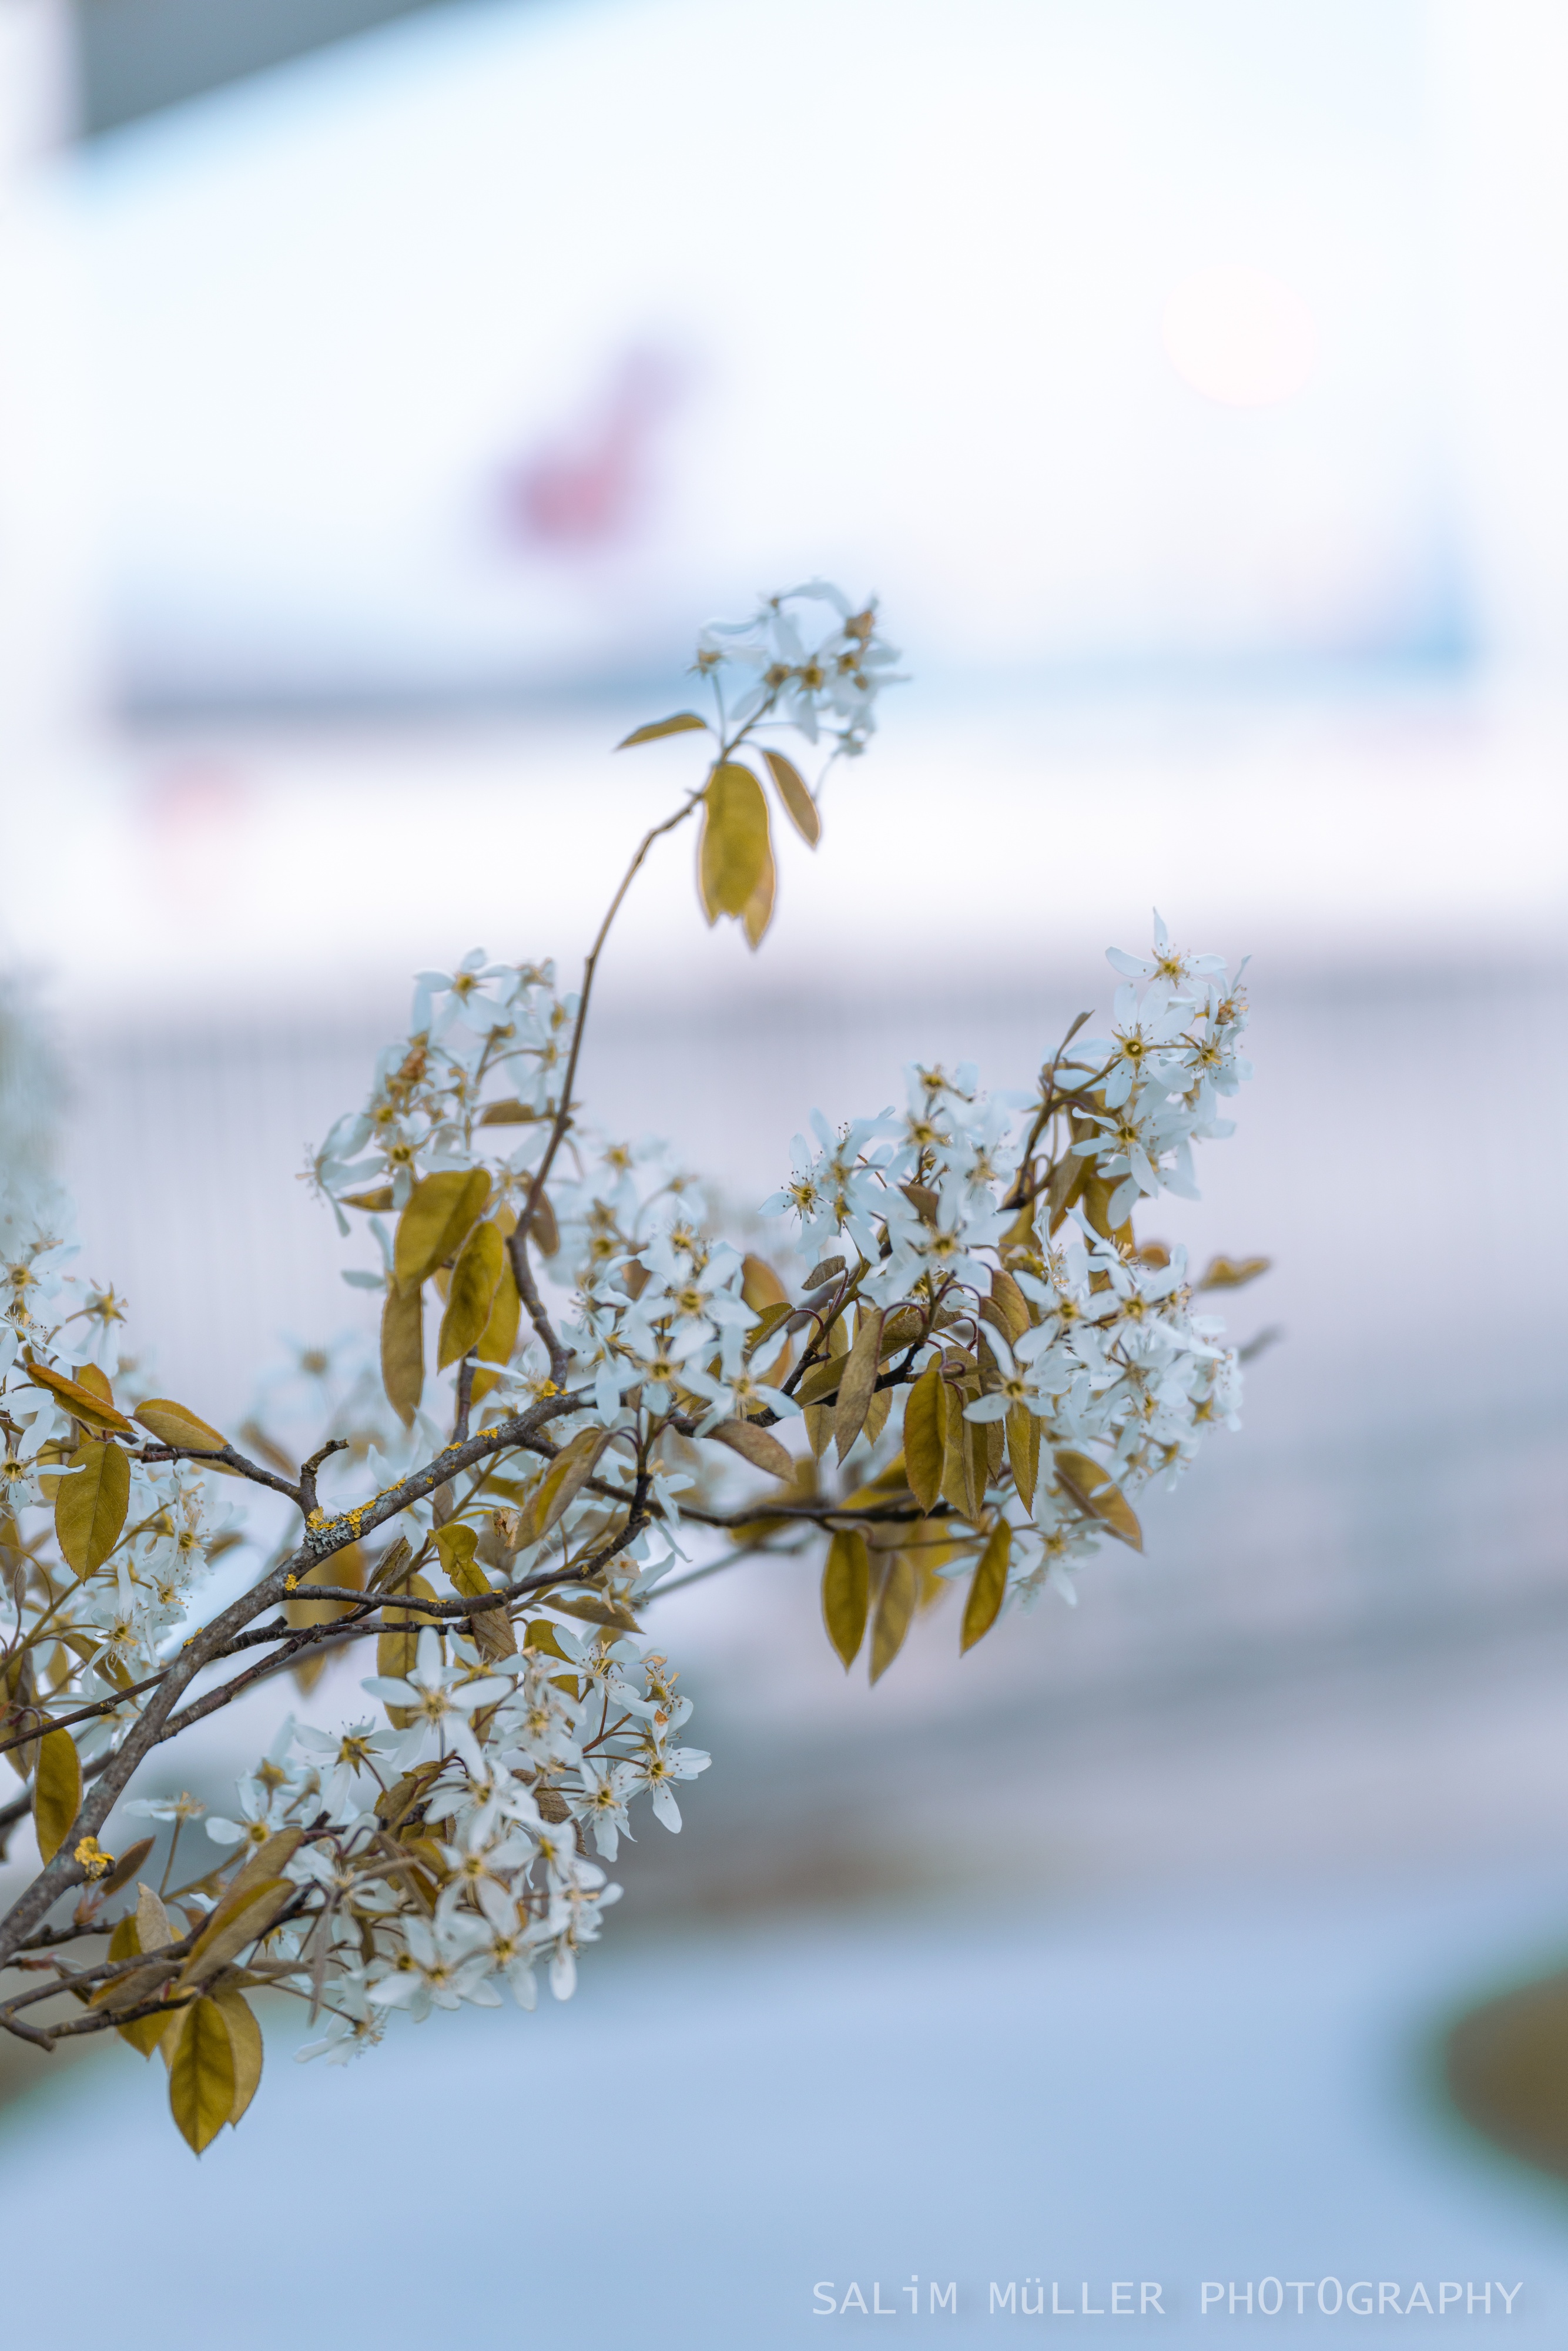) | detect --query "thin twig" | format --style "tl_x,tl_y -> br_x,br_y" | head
298,1438 -> 351,1519
133,1442 -> 304,1506
452,1355 -> 476,1445
508,1227 -> 567,1386
515,792 -> 706,1262
0,1386 -> 586,1967
0,1659 -> 173,1761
